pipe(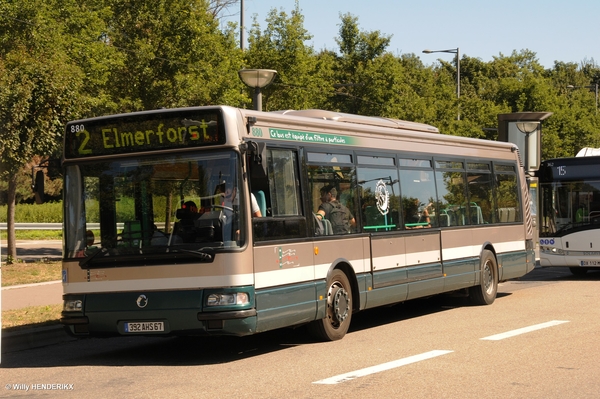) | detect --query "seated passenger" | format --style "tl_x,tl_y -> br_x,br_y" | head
176,201 -> 200,243
316,185 -> 355,234
182,200 -> 198,214
251,192 -> 262,217
151,224 -> 169,246
405,199 -> 431,229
